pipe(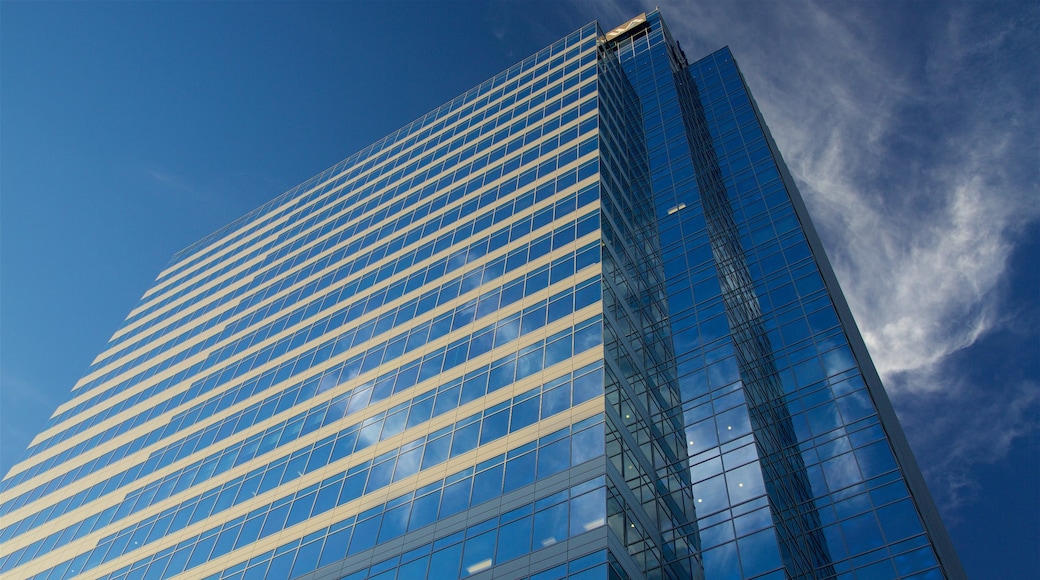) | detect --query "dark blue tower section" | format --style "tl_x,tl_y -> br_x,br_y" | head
605,10 -> 964,580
